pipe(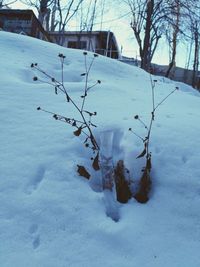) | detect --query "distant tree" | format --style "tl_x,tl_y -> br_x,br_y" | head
164,0 -> 200,79
56,0 -> 108,48
21,0 -> 85,34
123,0 -> 174,71
191,20 -> 199,88
21,0 -> 53,28
76,0 -> 98,51
38,0 -> 51,29
185,1 -> 200,88
122,0 -> 200,75
165,0 -> 181,77
54,0 -> 84,45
